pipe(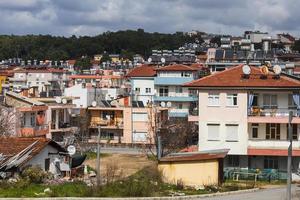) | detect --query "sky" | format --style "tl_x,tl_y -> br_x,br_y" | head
0,0 -> 299,37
